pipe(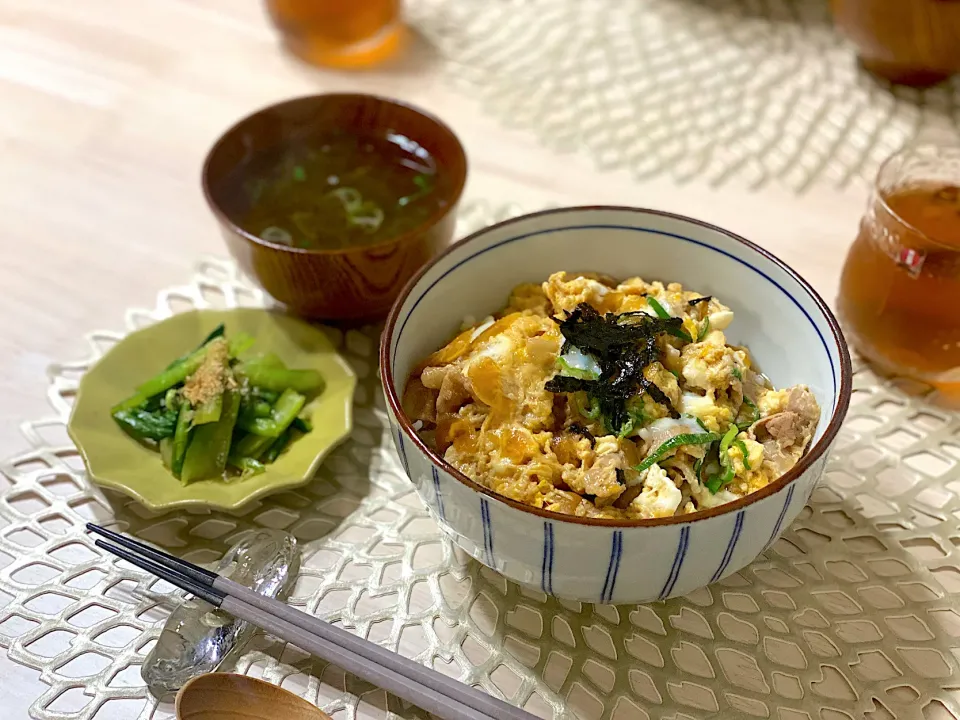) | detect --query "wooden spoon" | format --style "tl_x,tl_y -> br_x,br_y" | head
176,673 -> 333,720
